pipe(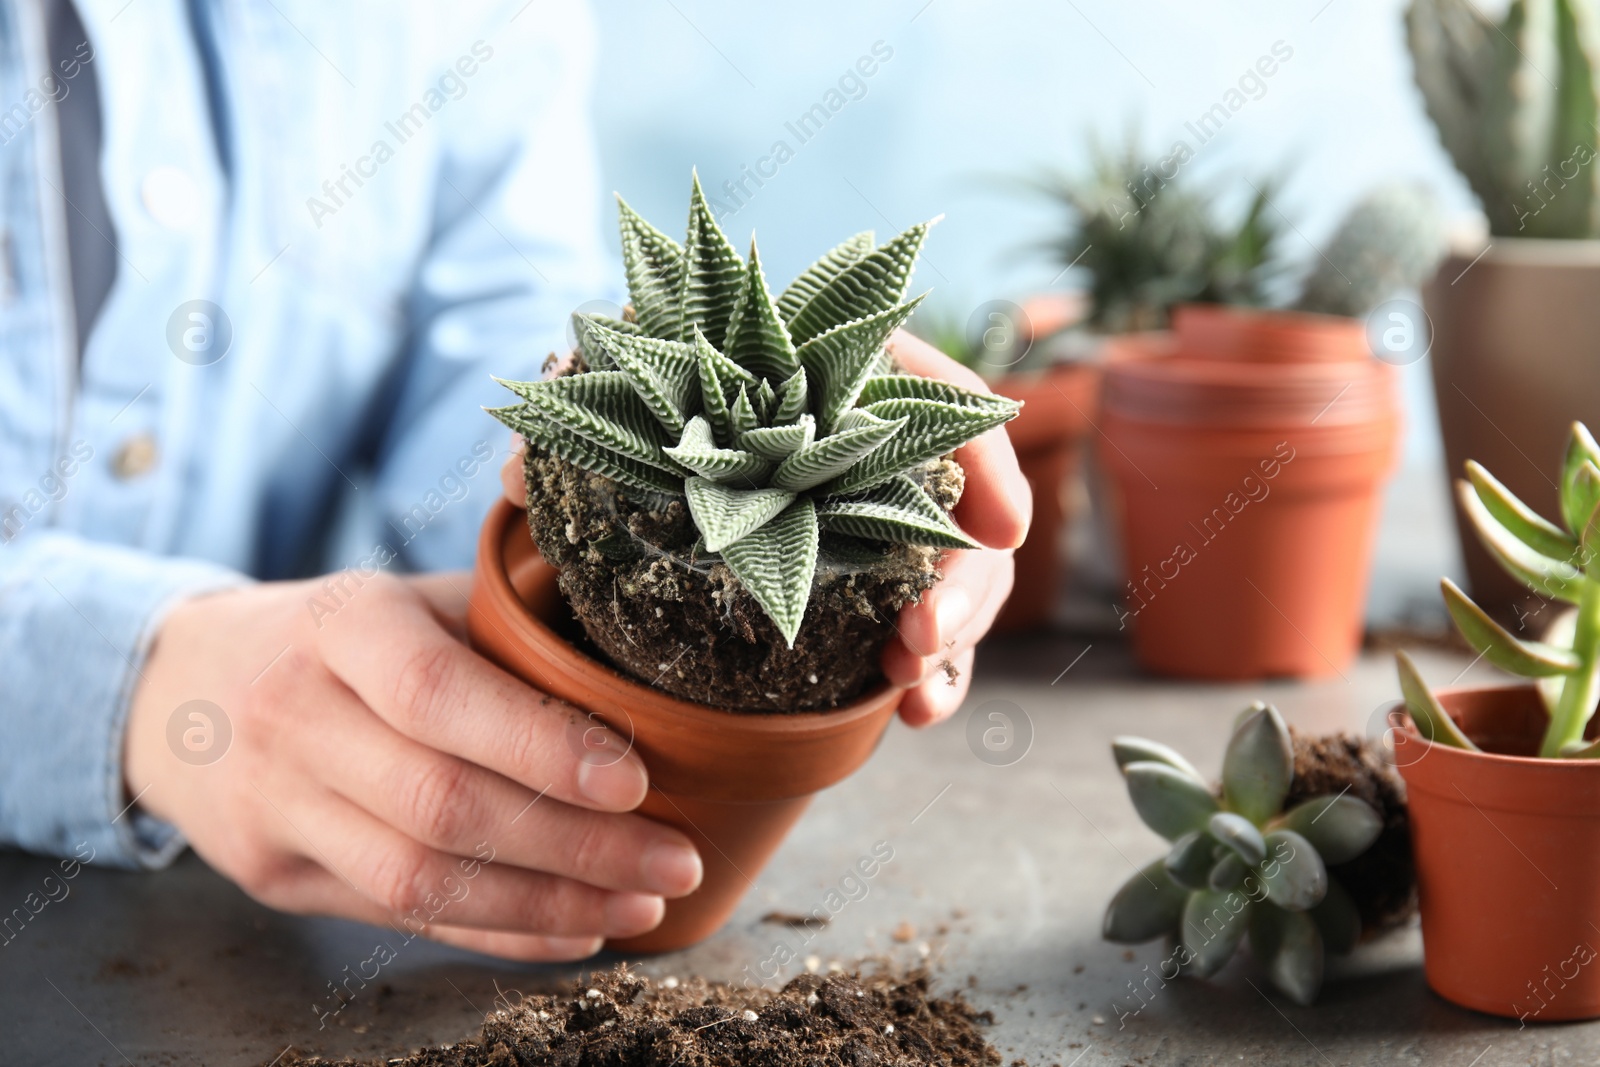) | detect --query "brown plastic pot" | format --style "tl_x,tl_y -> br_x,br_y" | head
467,499 -> 901,953
1097,310 -> 1401,679
992,360 -> 1100,631
1399,685 -> 1600,1021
